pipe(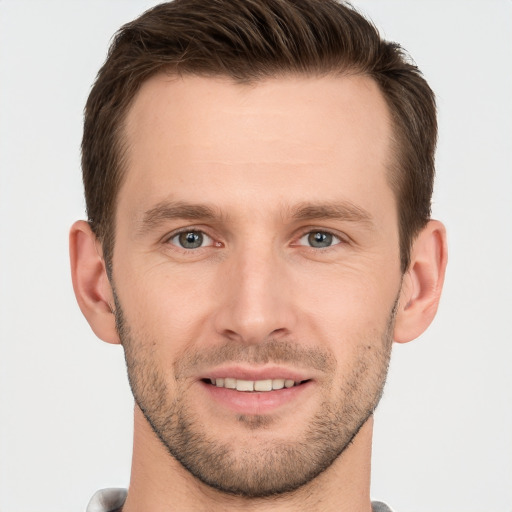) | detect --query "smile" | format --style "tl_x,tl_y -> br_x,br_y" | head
200,373 -> 314,414
208,378 -> 305,392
